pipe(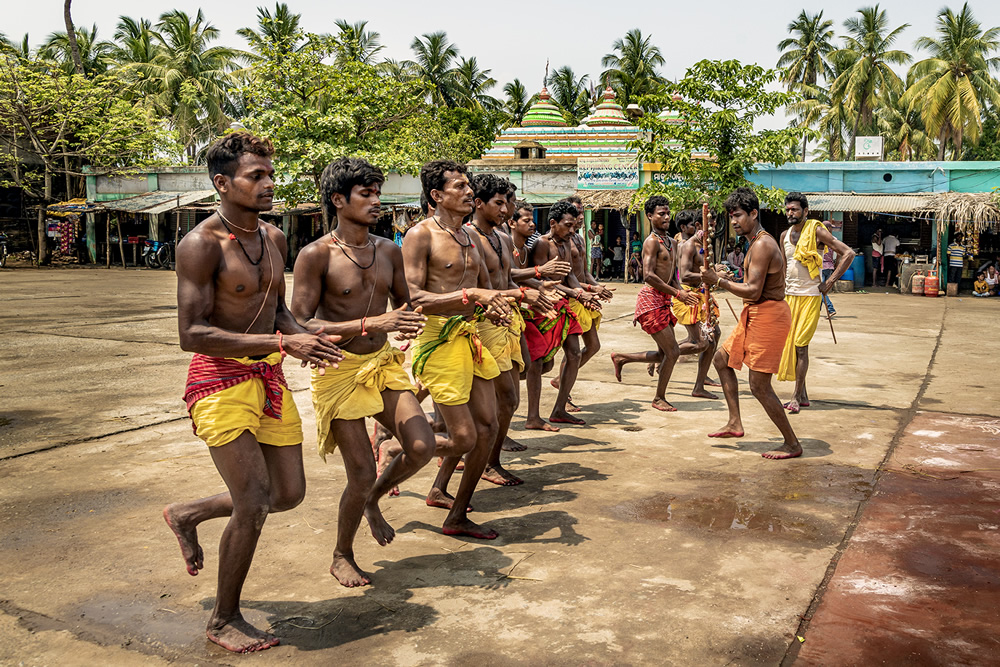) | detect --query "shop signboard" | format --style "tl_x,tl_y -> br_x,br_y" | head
577,157 -> 639,190
855,136 -> 883,160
